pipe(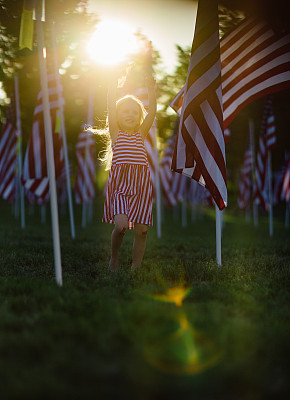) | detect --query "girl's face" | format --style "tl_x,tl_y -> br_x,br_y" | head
117,99 -> 141,134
